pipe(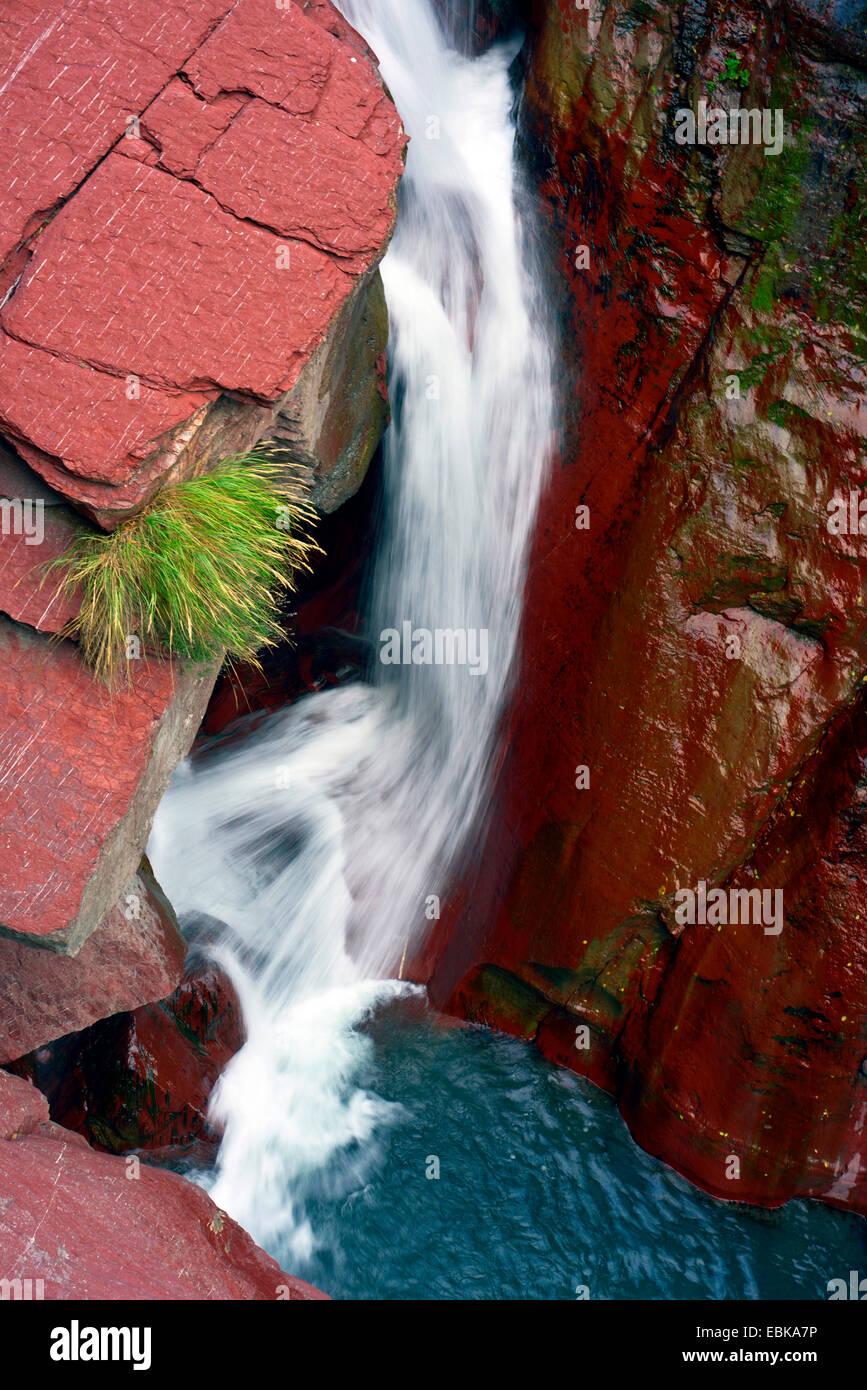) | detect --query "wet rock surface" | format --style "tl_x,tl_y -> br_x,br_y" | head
13,959 -> 246,1155
423,0 -> 867,1214
0,858 -> 186,1065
